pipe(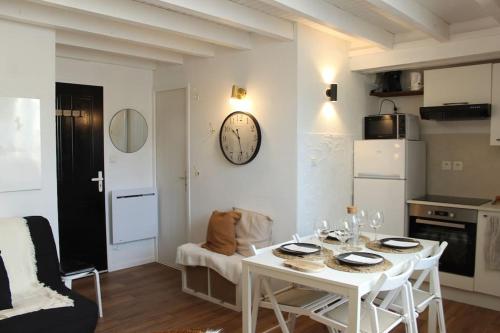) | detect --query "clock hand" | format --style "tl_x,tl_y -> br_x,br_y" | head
236,129 -> 243,155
